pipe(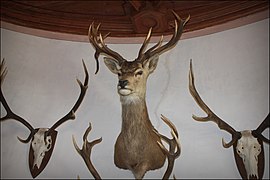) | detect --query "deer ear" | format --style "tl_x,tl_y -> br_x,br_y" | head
144,56 -> 159,73
104,57 -> 121,74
